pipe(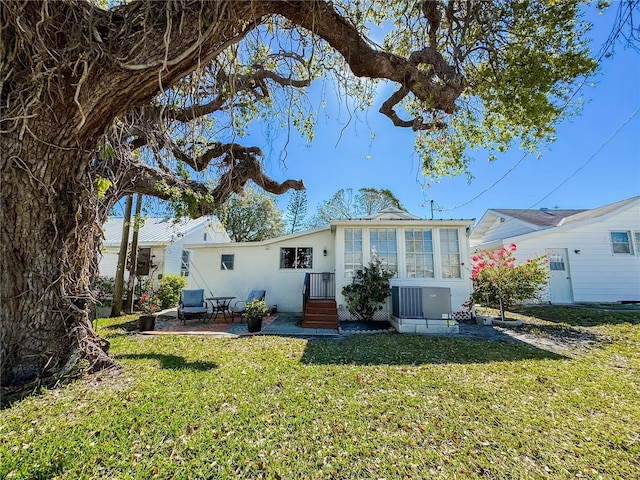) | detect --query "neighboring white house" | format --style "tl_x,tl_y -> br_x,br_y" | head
470,196 -> 640,304
99,215 -> 230,287
185,208 -> 475,333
